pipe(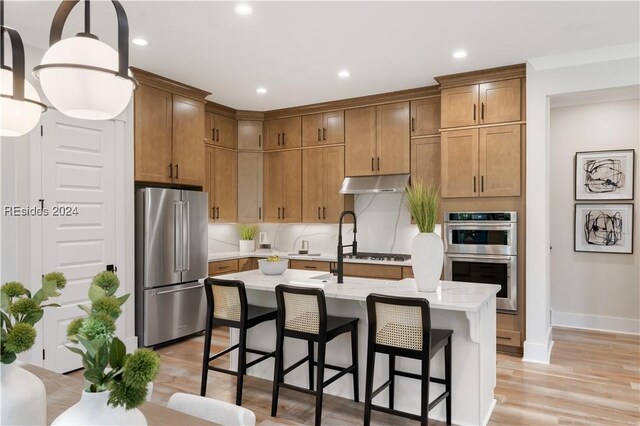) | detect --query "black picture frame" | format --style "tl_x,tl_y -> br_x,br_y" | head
574,149 -> 635,201
574,203 -> 634,254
